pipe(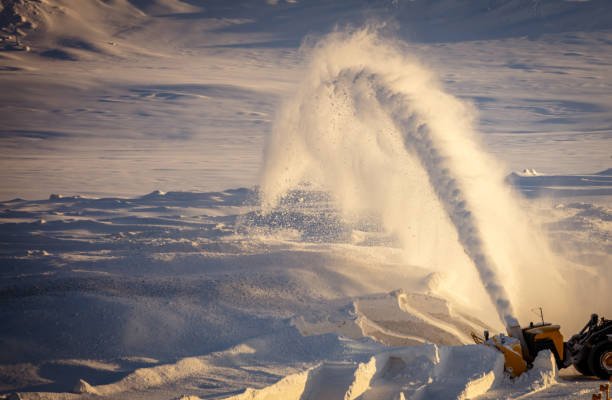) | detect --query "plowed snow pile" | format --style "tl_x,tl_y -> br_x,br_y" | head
227,345 -> 505,400
224,346 -> 560,400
